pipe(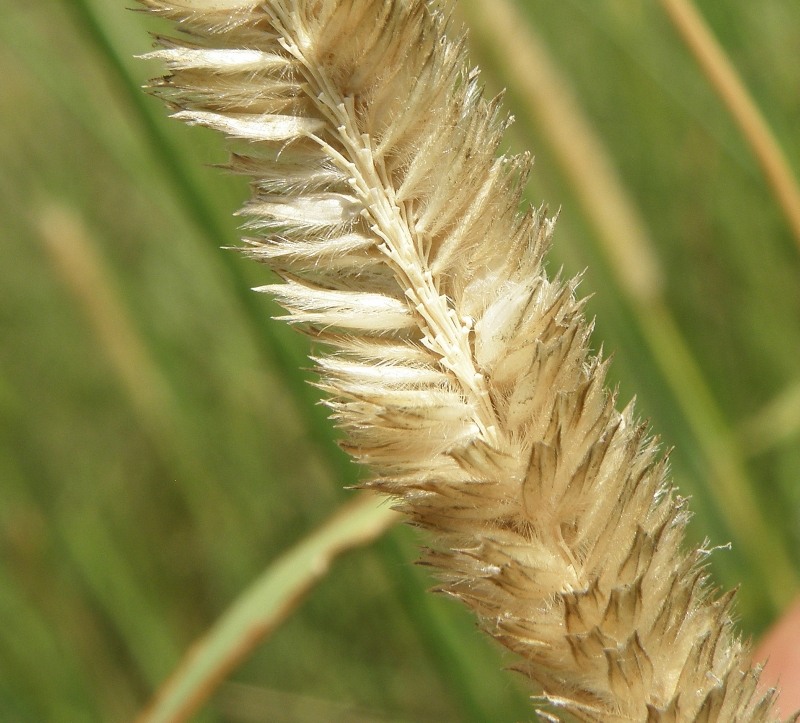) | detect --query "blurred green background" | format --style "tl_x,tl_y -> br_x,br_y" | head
1,0 -> 798,720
